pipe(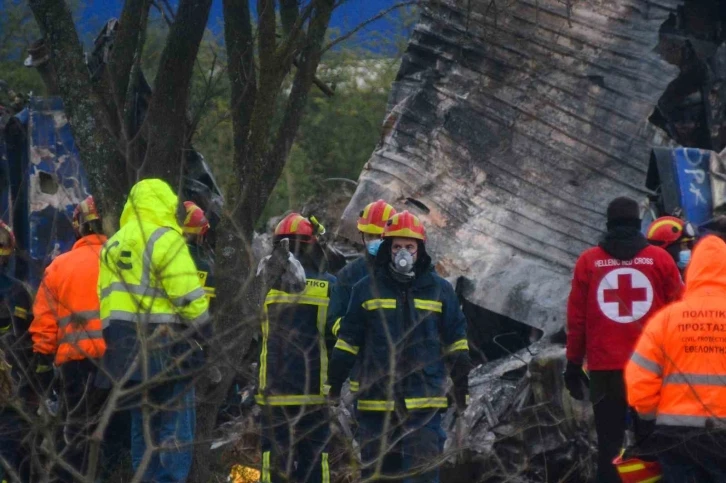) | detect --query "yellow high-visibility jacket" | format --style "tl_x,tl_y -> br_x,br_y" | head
98,179 -> 209,329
